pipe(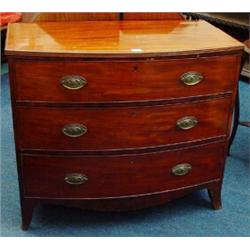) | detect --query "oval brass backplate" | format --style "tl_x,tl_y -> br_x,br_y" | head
62,123 -> 87,138
172,163 -> 192,176
60,75 -> 87,90
176,116 -> 198,130
64,173 -> 88,185
180,71 -> 203,86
